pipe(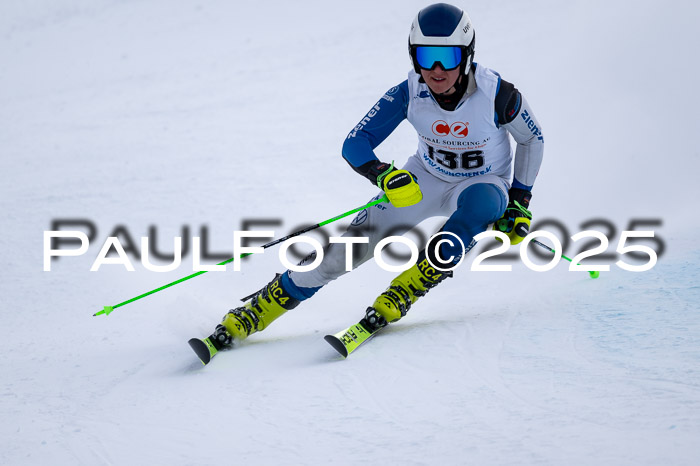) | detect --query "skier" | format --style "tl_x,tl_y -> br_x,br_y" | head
205,3 -> 544,352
